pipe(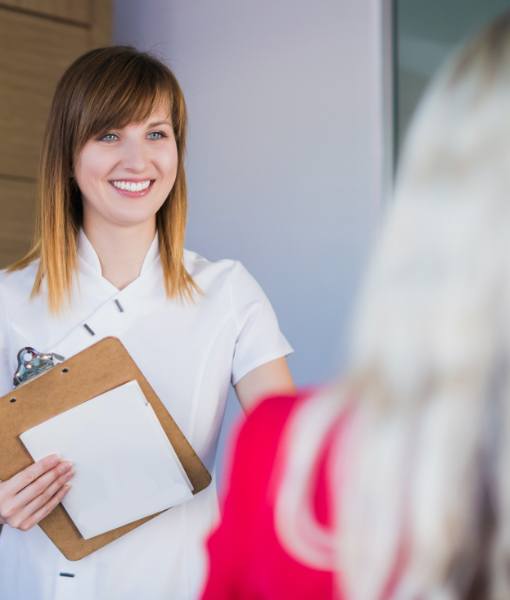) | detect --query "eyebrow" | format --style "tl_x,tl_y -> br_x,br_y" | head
147,120 -> 172,128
